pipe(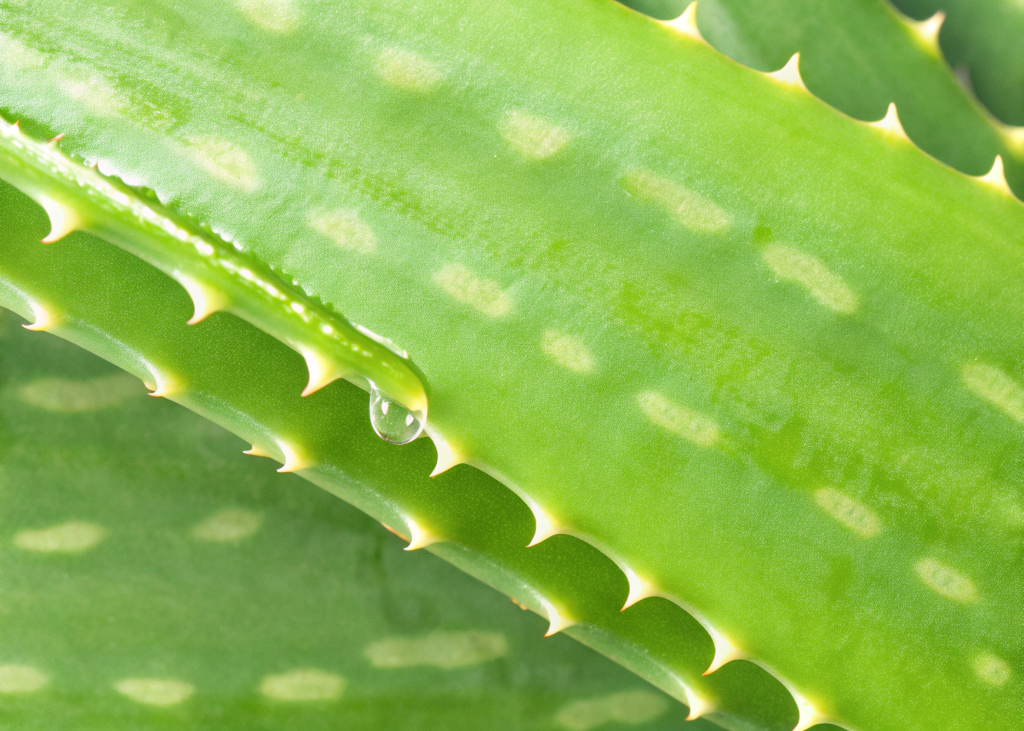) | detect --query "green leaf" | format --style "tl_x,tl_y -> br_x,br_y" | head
0,1 -> 1020,729
0,310 -> 705,731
